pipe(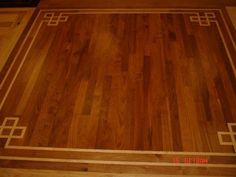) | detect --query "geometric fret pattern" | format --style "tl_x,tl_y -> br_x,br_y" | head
0,9 -> 236,175
43,12 -> 68,26
0,117 -> 26,147
190,12 -> 216,26
1,116 -> 235,154
218,123 -> 236,152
